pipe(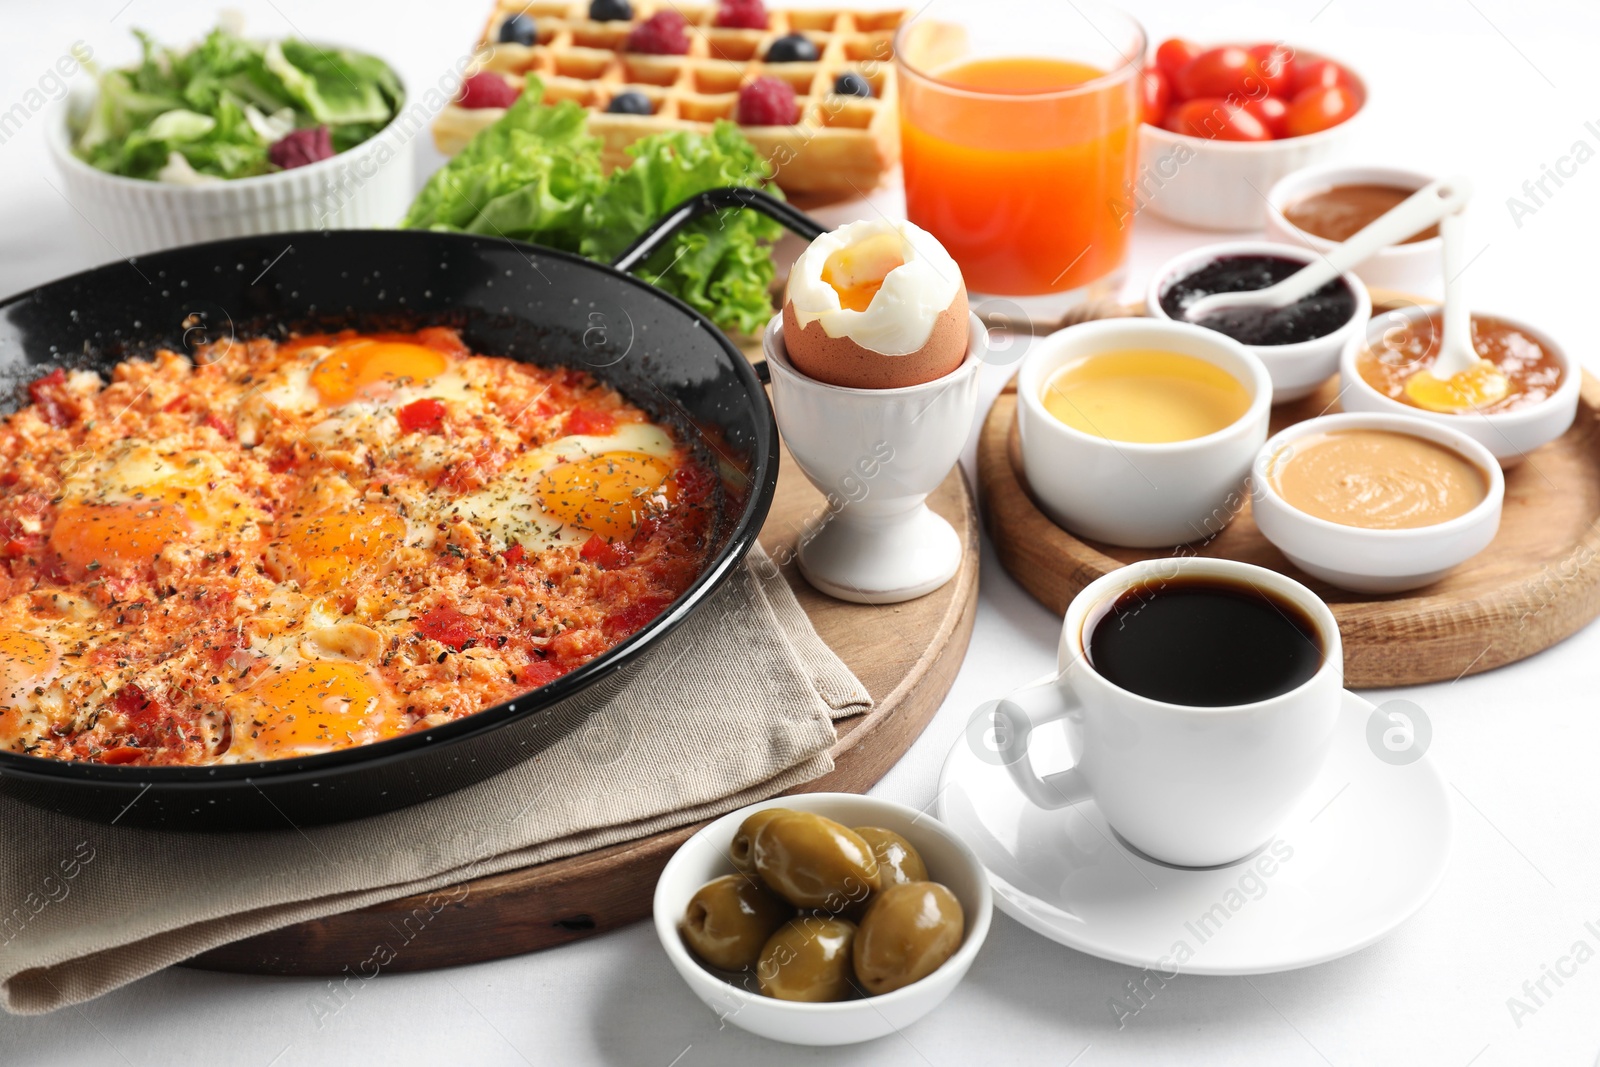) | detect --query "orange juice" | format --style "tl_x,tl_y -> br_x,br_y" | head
899,54 -> 1141,297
